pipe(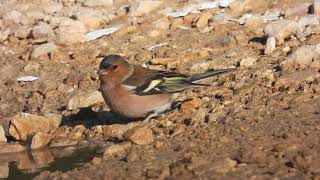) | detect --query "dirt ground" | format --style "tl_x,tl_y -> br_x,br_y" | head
0,0 -> 320,179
